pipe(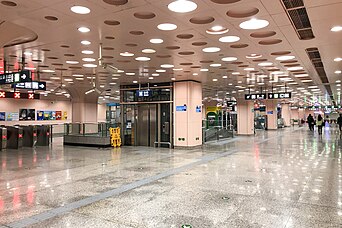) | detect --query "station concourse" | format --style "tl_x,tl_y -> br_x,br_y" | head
0,0 -> 342,227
